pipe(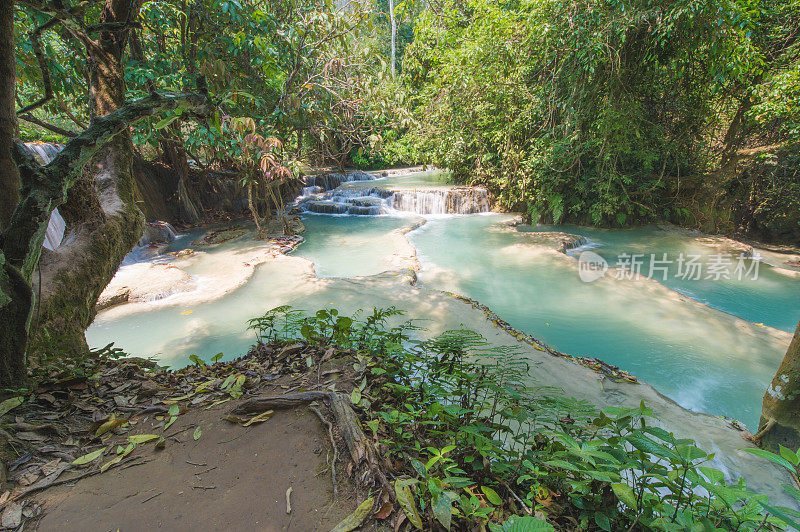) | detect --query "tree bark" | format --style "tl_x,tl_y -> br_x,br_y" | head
389,0 -> 396,78
159,135 -> 202,224
0,87 -> 211,386
29,0 -> 146,358
0,0 -> 20,232
759,320 -> 800,451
